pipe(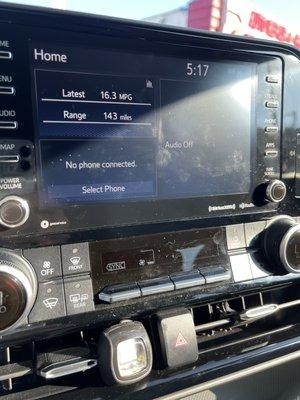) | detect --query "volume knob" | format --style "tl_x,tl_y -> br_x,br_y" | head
0,251 -> 37,334
265,180 -> 287,203
0,196 -> 30,228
